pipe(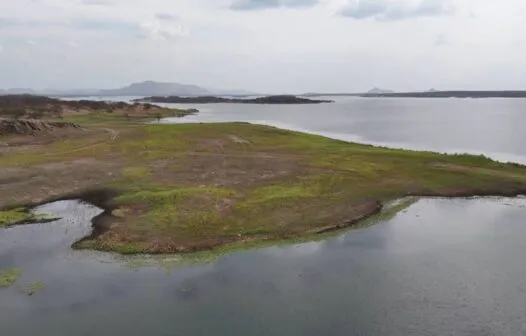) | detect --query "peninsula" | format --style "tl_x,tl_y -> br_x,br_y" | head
1,100 -> 526,254
135,95 -> 333,104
